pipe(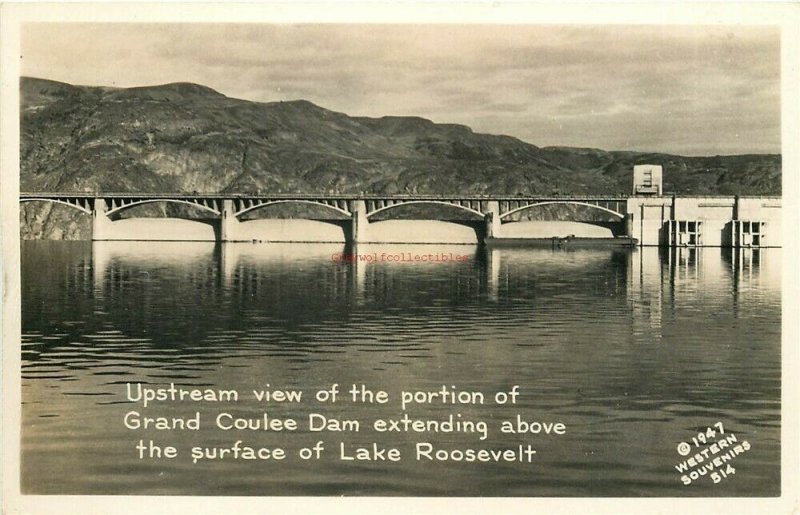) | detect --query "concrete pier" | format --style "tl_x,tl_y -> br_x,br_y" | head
350,200 -> 369,243
91,198 -> 111,241
484,200 -> 501,239
220,199 -> 240,242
